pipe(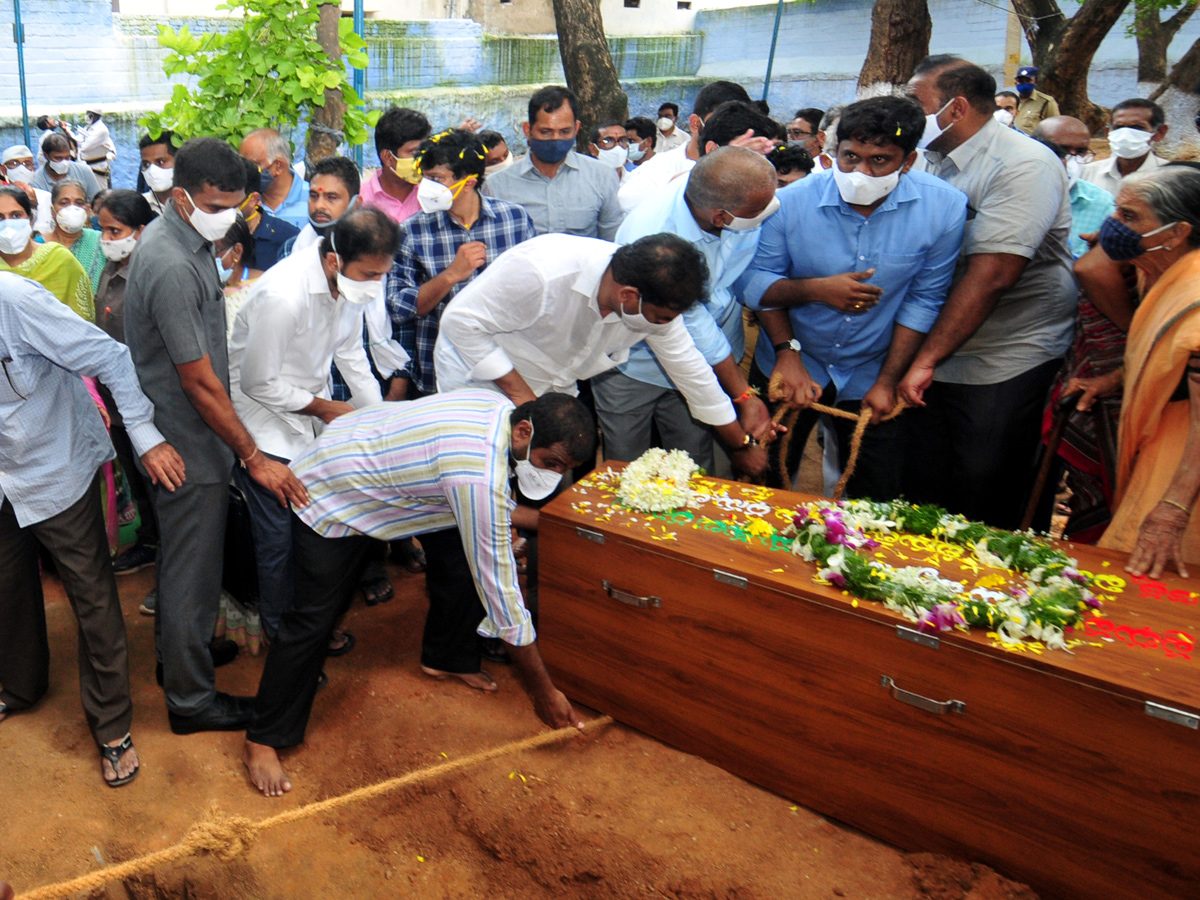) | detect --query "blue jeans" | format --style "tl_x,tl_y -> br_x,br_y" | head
233,452 -> 294,639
